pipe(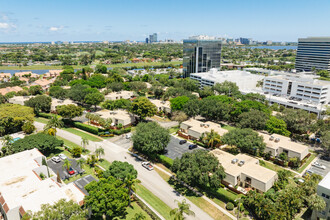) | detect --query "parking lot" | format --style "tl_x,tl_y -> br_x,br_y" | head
165,136 -> 205,160
47,158 -> 83,180
308,158 -> 330,177
110,134 -> 132,150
